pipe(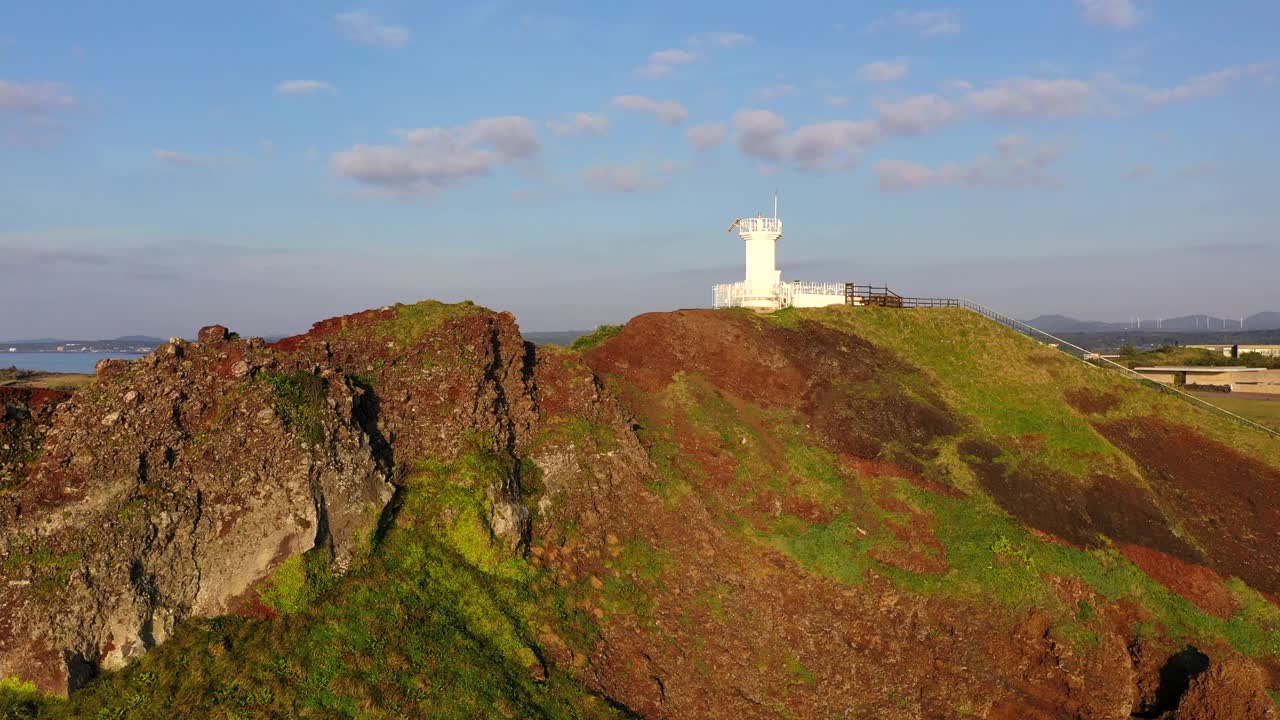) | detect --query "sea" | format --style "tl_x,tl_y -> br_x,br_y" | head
2,352 -> 145,374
